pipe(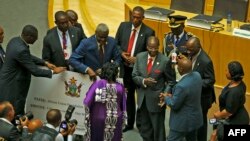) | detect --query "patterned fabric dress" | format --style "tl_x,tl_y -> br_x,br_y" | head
84,79 -> 126,141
